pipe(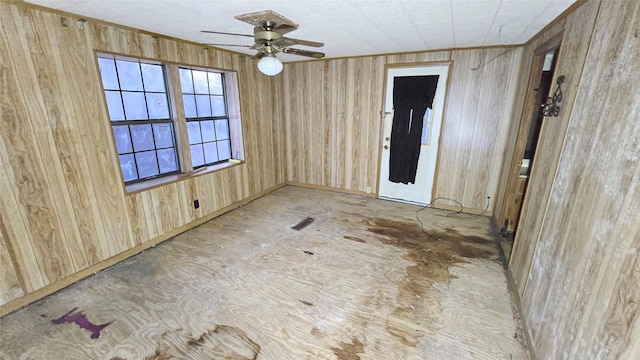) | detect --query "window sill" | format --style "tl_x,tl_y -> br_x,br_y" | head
125,160 -> 243,194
